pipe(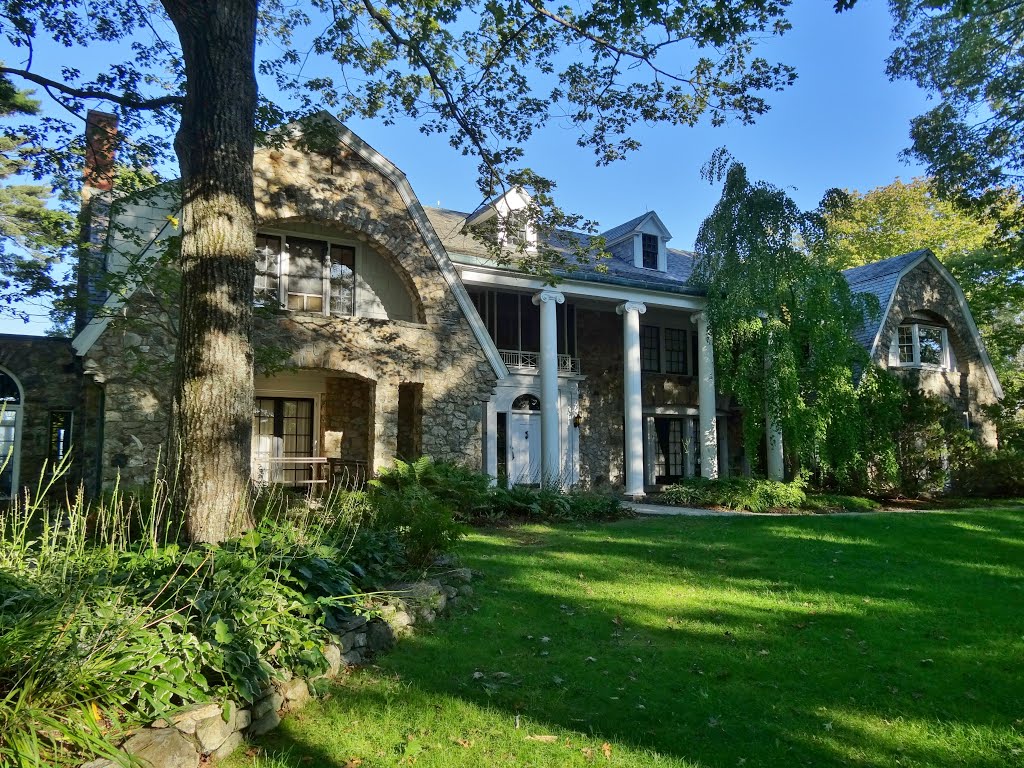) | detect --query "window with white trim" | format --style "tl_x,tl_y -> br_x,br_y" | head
894,322 -> 952,369
254,232 -> 356,316
641,233 -> 659,270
